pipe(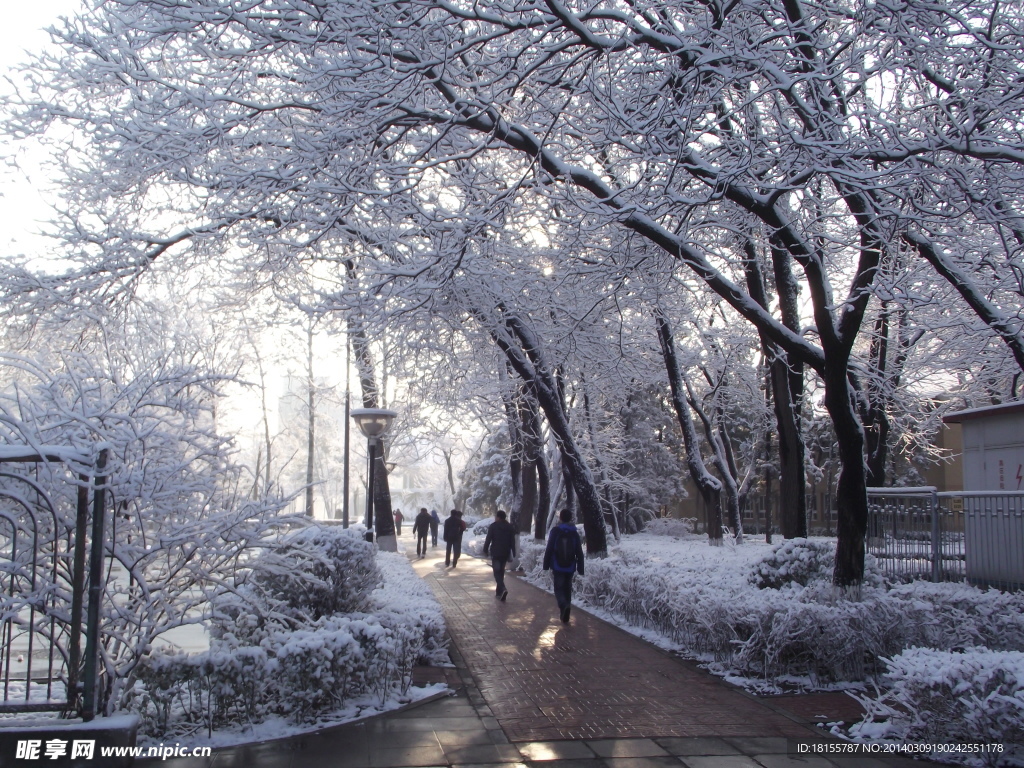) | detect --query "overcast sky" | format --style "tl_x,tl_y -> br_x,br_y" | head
0,1 -> 85,262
